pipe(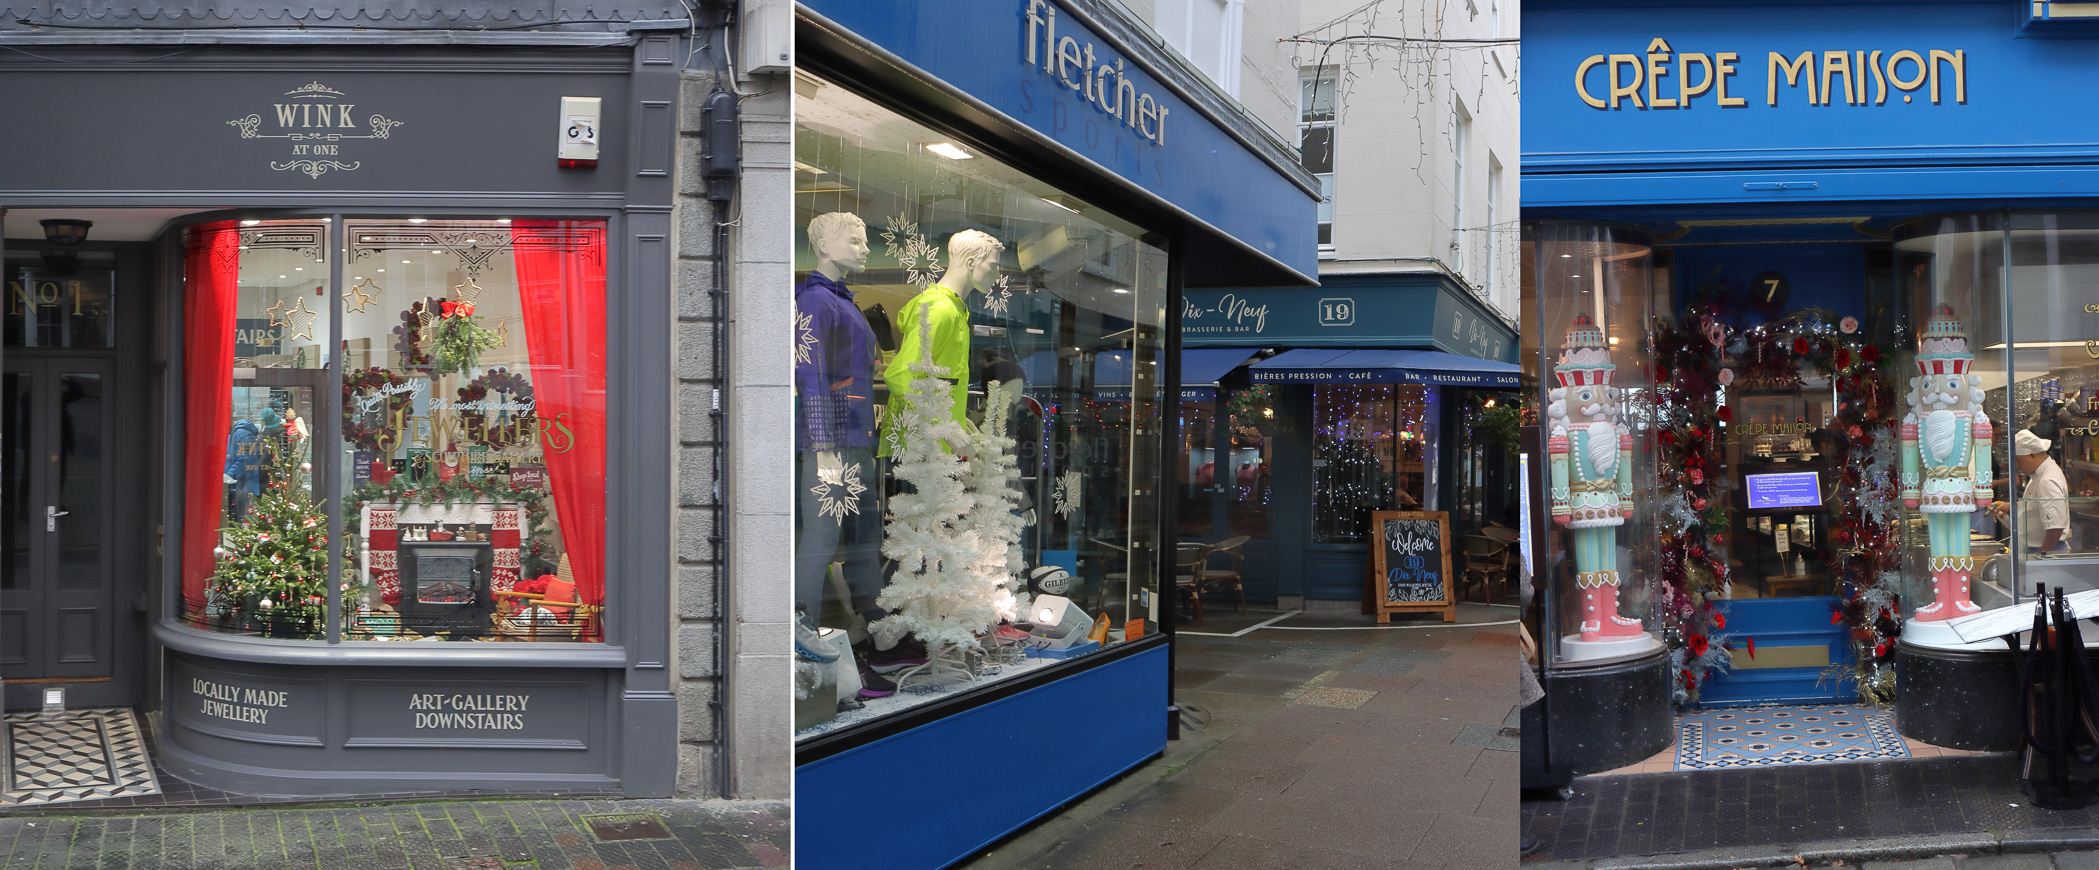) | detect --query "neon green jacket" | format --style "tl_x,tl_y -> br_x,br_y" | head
880,283 -> 970,456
